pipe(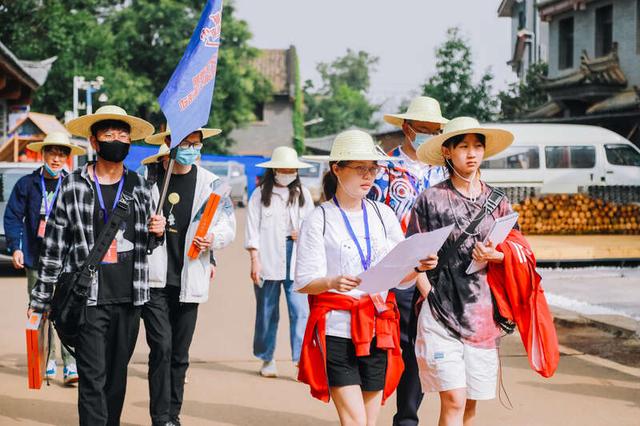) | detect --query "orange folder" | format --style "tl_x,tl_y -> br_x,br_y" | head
187,193 -> 221,259
26,313 -> 50,390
